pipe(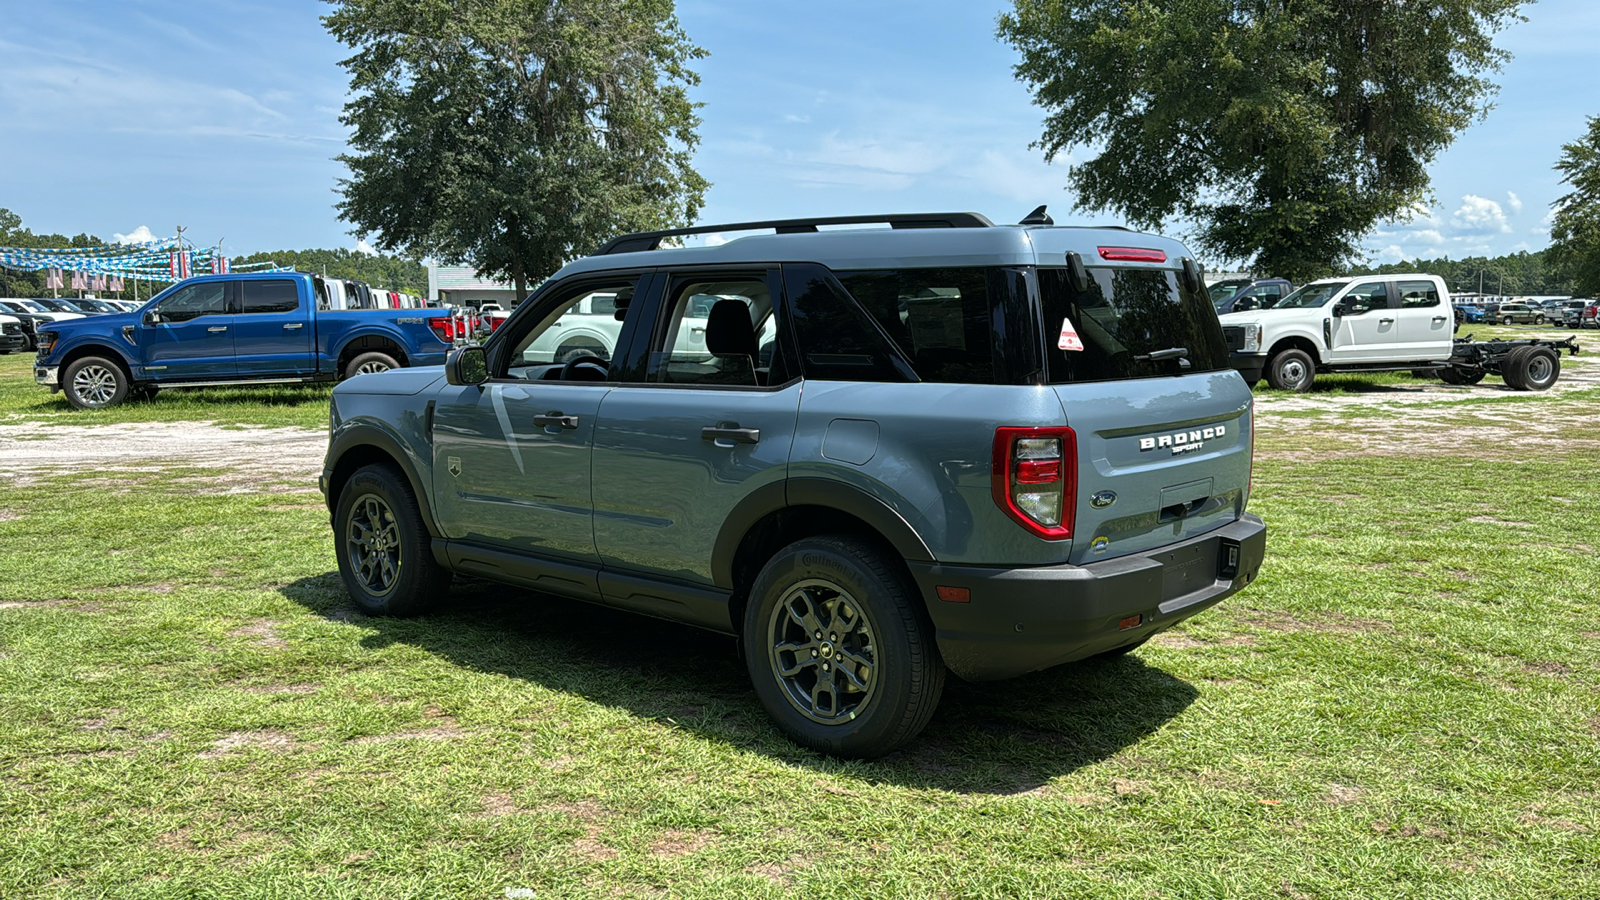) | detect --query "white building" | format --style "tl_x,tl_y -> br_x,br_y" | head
427,265 -> 522,308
